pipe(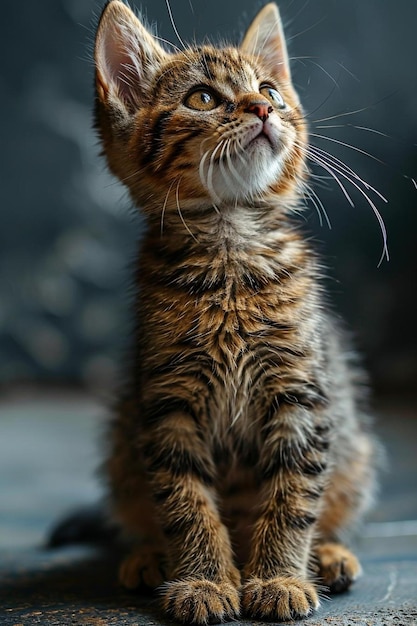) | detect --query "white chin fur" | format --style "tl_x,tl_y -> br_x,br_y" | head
208,144 -> 284,203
